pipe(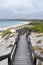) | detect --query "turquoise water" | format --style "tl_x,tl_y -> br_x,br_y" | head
0,21 -> 26,27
